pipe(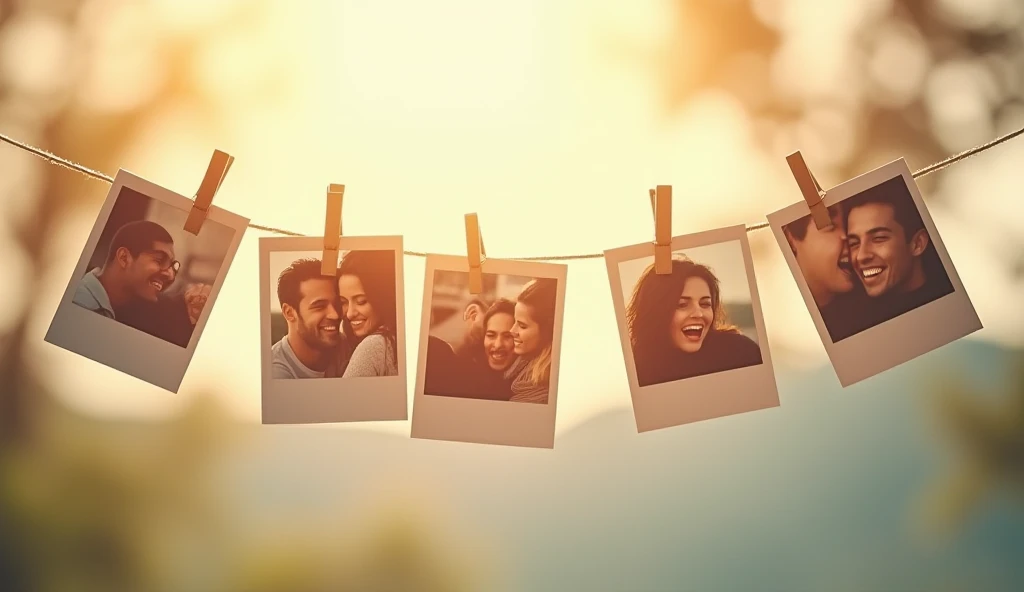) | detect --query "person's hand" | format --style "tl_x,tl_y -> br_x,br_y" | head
184,283 -> 212,325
